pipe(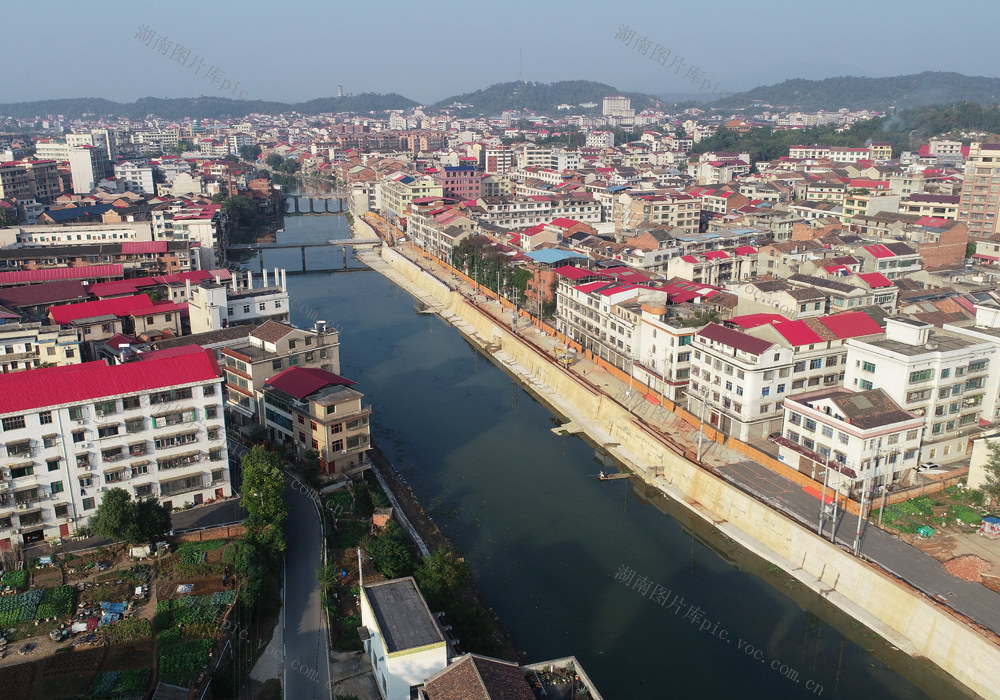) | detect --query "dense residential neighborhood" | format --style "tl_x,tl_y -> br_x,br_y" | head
5,63 -> 1000,699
